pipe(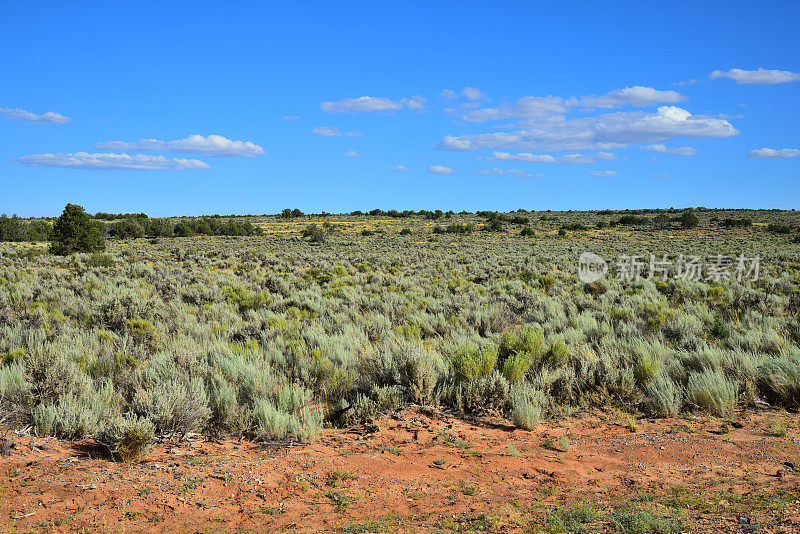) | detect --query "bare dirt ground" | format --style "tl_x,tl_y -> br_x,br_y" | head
1,409 -> 798,533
